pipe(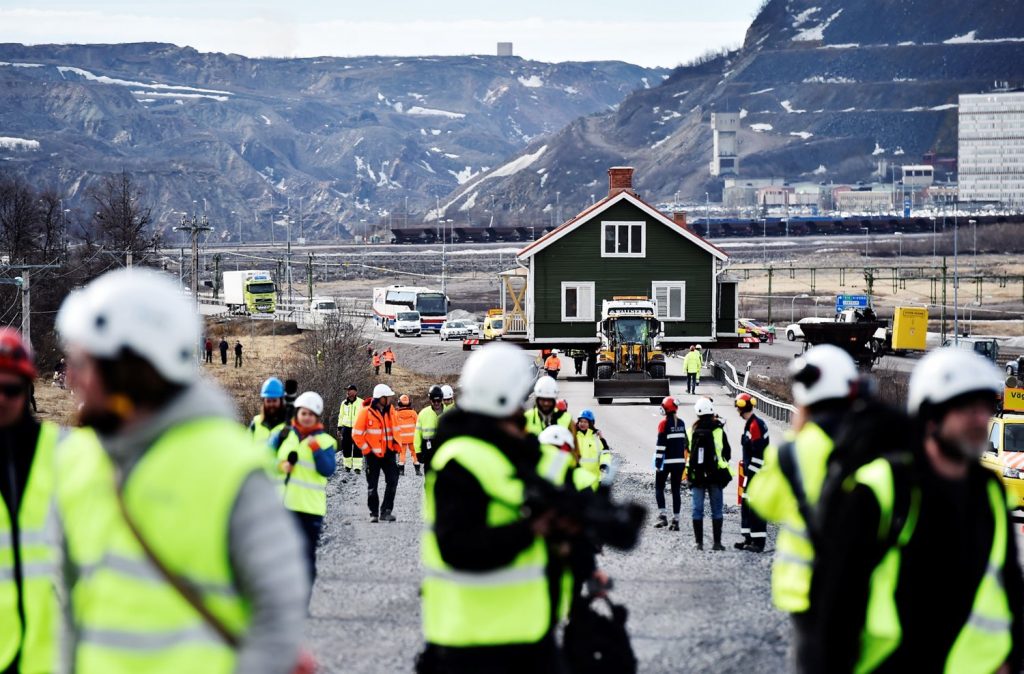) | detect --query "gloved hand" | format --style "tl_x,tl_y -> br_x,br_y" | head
308,438 -> 321,453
